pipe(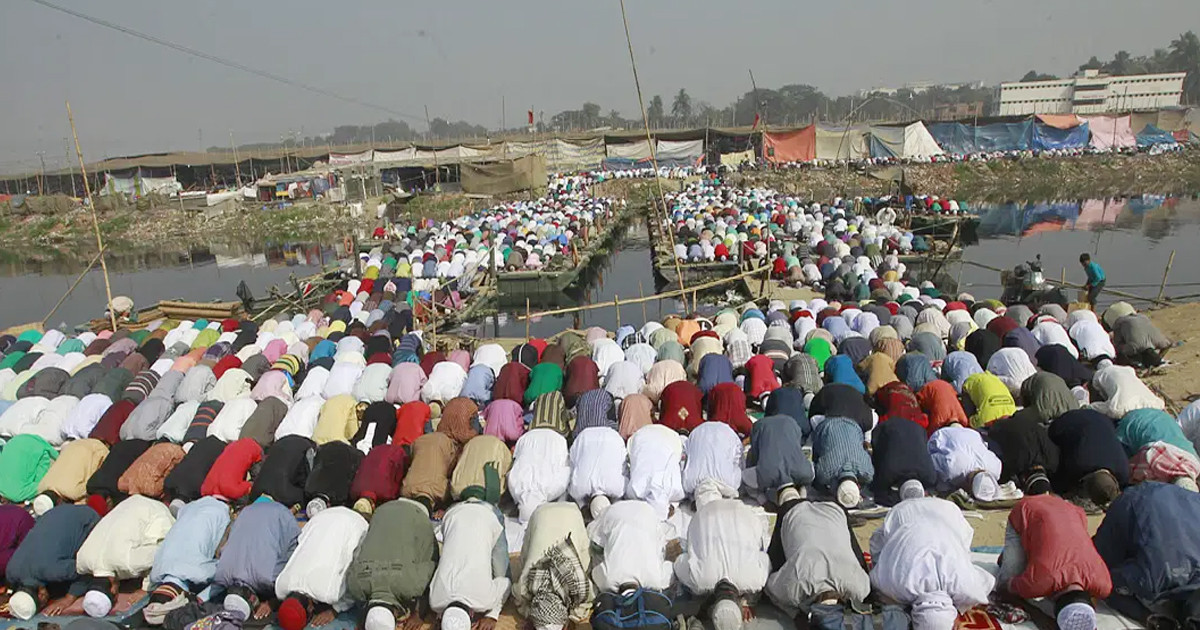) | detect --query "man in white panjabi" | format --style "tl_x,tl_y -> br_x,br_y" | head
587,499 -> 675,593
429,499 -> 509,630
869,497 -> 995,630
674,482 -> 771,630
